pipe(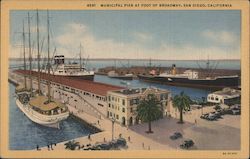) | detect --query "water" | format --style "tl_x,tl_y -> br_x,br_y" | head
9,59 -> 240,70
94,74 -> 210,101
9,84 -> 94,150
